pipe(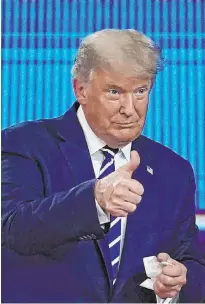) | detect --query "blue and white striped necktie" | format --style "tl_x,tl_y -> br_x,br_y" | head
98,145 -> 121,285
